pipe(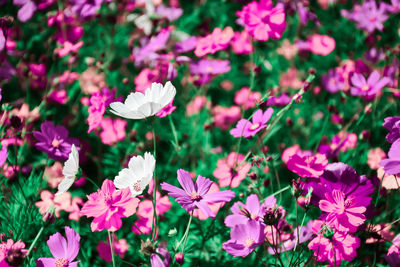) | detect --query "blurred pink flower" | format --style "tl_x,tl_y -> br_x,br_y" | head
186,96 -> 208,116
55,41 -> 83,57
11,103 -> 40,122
309,34 -> 335,56
97,235 -> 129,263
134,68 -> 161,93
277,39 -> 298,60
213,152 -> 251,188
367,148 -> 386,170
230,108 -> 273,138
155,100 -> 176,118
234,87 -> 261,110
194,27 -> 234,57
280,68 -> 302,89
35,190 -> 72,217
48,89 -> 68,105
44,162 -> 63,189
68,197 -> 84,221
81,179 -> 140,232
212,105 -> 241,130
99,117 -> 127,145
231,31 -> 253,55
0,239 -> 27,266
377,167 -> 400,190
79,67 -> 106,95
